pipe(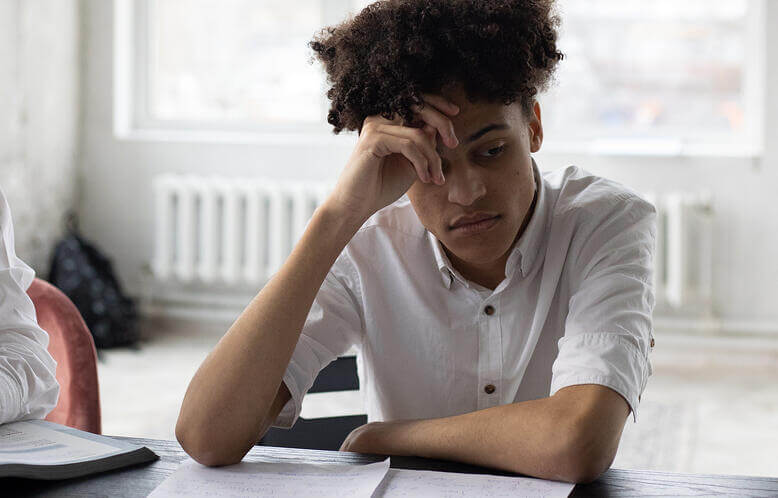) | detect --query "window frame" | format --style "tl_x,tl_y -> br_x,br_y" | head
114,0 -> 766,157
114,0 -> 356,144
